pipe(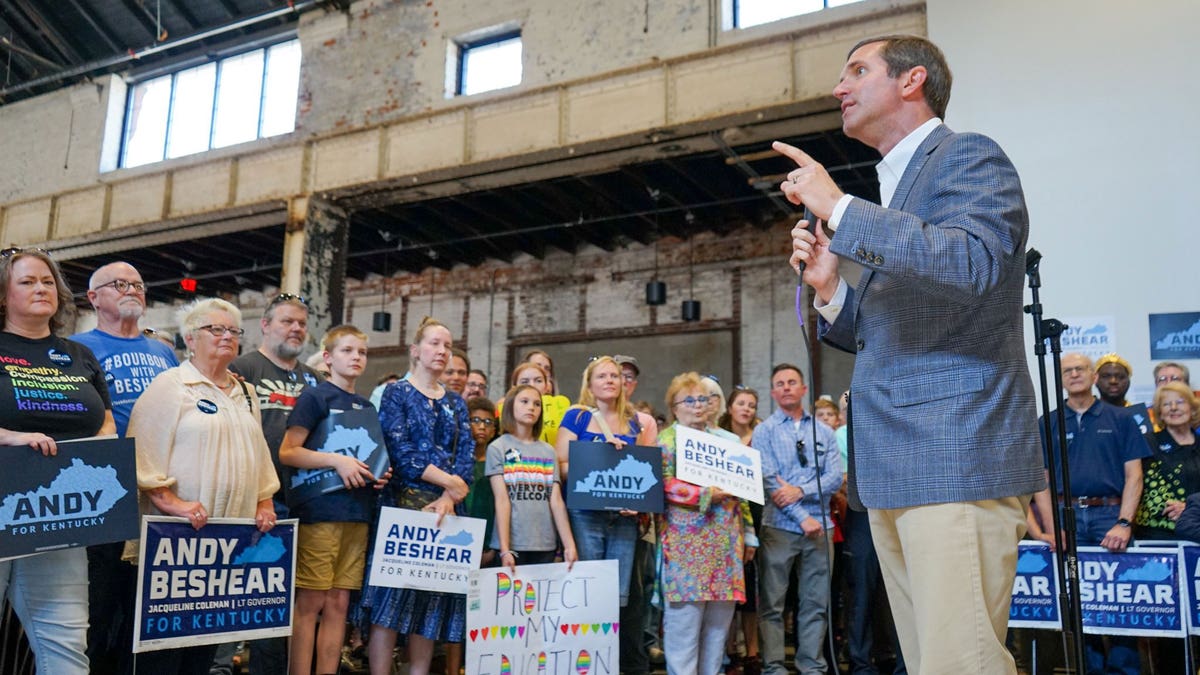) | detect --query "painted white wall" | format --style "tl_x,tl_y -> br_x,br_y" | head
926,0 -> 1198,403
